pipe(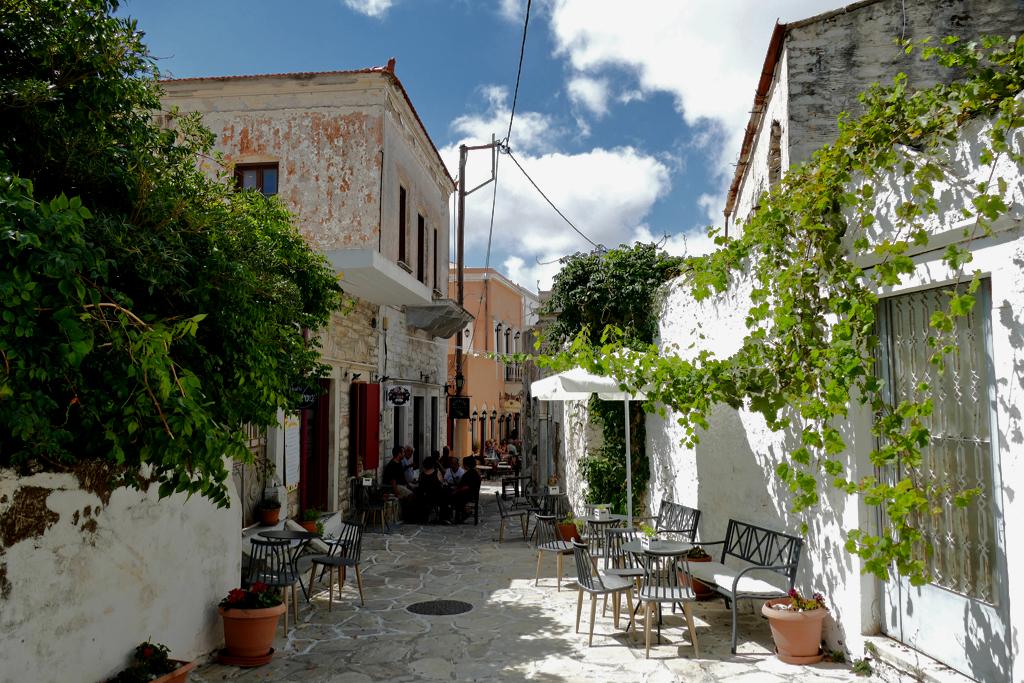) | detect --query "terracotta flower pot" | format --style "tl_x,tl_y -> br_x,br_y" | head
151,660 -> 197,683
218,603 -> 286,658
761,597 -> 828,662
679,554 -> 714,598
557,524 -> 580,554
298,521 -> 317,533
258,508 -> 280,526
